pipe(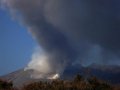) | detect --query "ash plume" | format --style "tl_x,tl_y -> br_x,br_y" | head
1,0 -> 120,78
